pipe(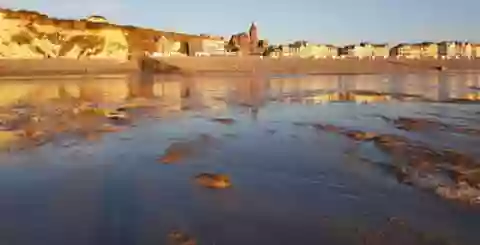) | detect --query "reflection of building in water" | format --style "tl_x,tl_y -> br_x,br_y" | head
151,75 -> 220,112
388,73 -> 405,96
269,75 -> 340,98
301,92 -> 391,104
436,73 -> 475,101
393,73 -> 442,101
193,77 -> 229,111
446,74 -> 464,99
422,73 -> 440,101
401,74 -> 424,96
347,92 -> 391,103
459,73 -> 480,101
296,76 -> 338,92
337,75 -> 356,92
233,75 -> 267,109
269,78 -> 300,96
465,74 -> 479,88
438,74 -> 451,101
307,92 -> 340,104
345,74 -> 389,92
269,75 -> 393,104
128,73 -> 155,99
153,78 -> 182,111
78,77 -> 128,103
